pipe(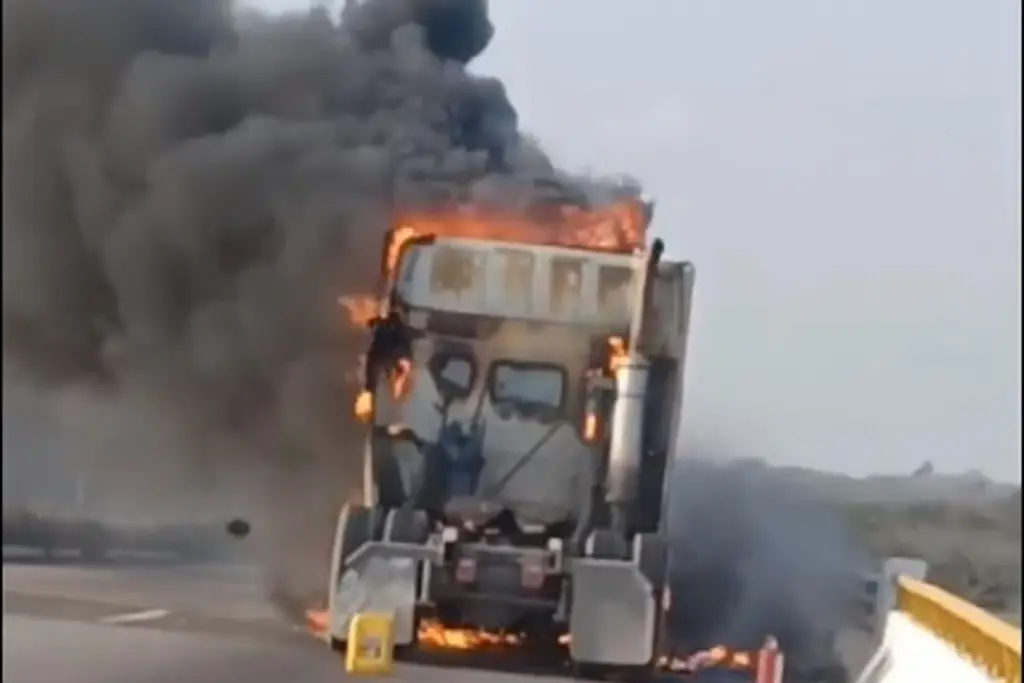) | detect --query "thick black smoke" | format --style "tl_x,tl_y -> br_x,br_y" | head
668,453 -> 873,680
3,0 -> 637,598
